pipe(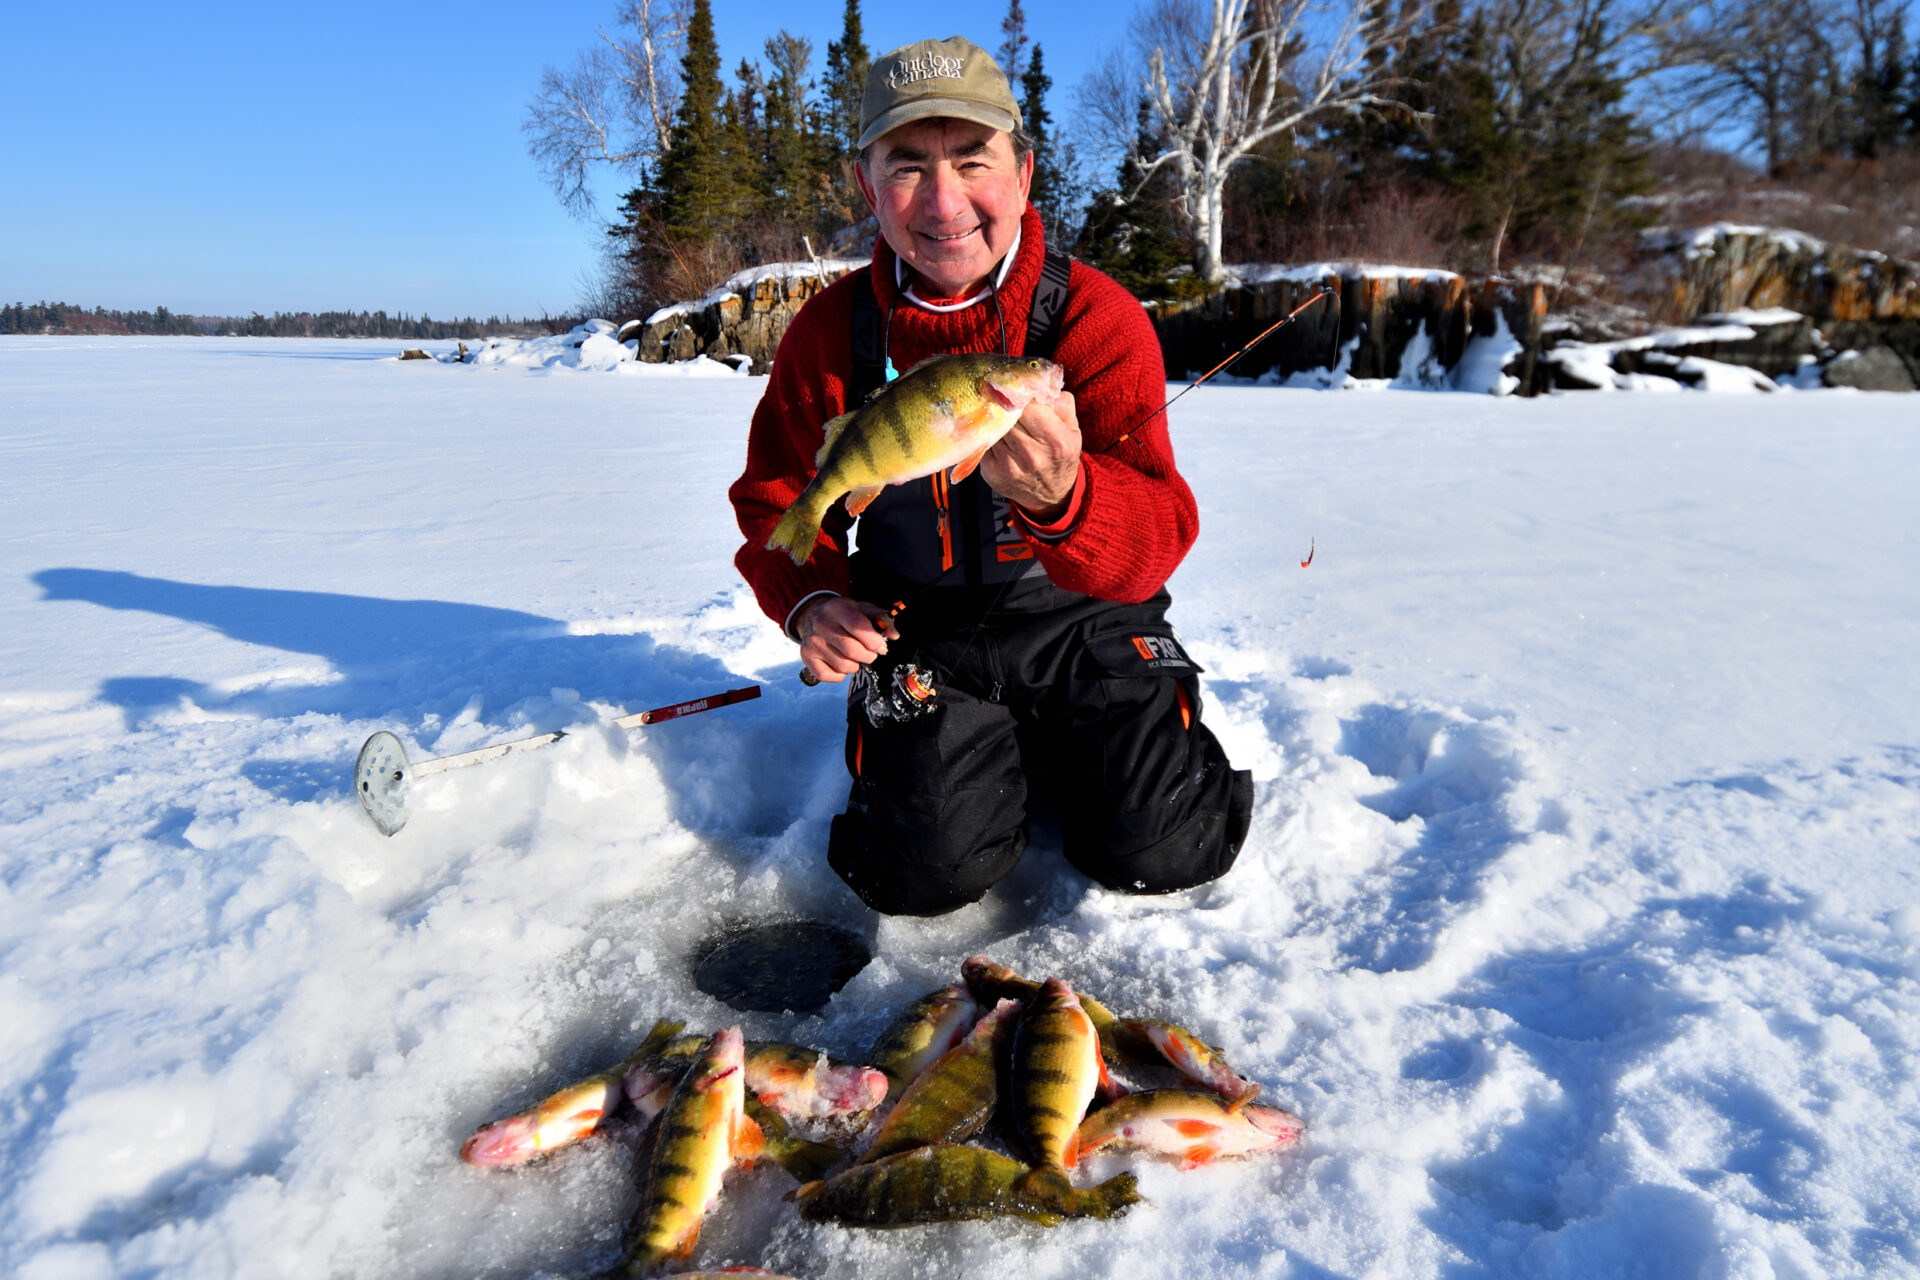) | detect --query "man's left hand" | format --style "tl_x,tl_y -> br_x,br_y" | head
982,389 -> 1080,523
